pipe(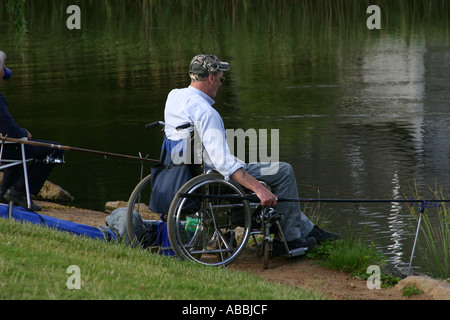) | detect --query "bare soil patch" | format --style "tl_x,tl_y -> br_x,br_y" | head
35,200 -> 435,300
229,246 -> 432,300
